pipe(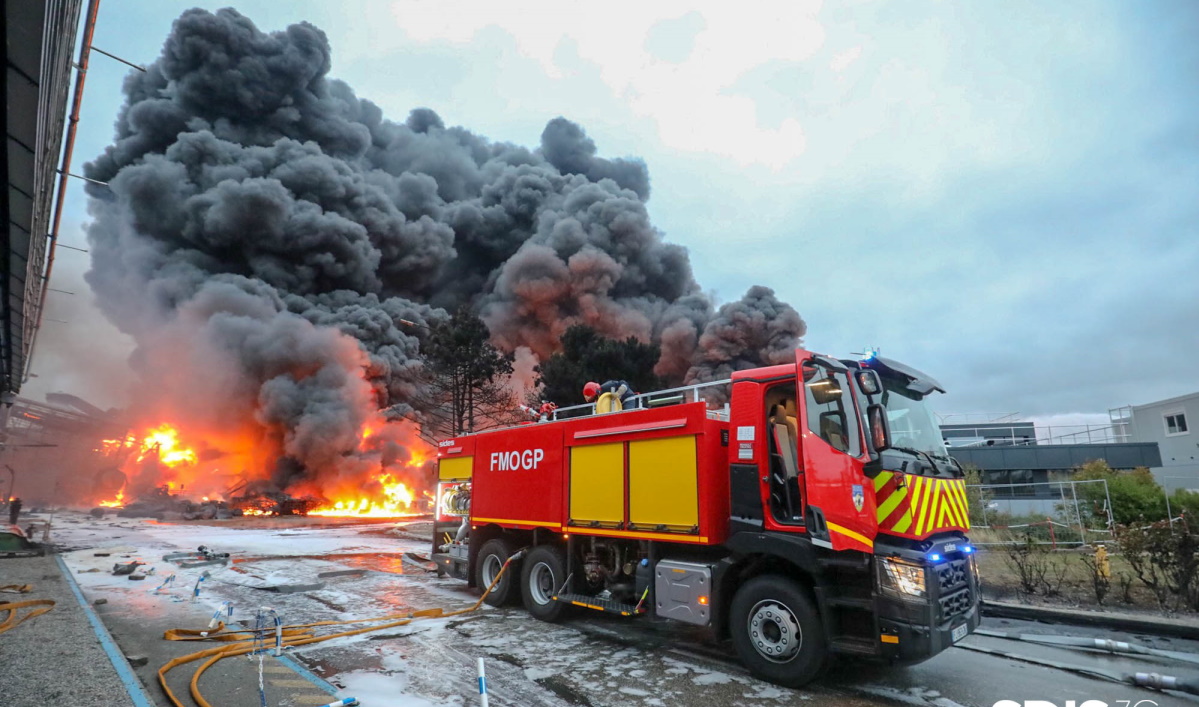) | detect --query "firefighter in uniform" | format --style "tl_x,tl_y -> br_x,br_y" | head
583,380 -> 638,412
